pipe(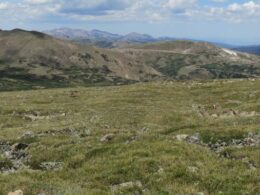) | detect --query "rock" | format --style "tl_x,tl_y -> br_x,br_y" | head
11,143 -> 28,151
8,189 -> 23,195
141,127 -> 149,132
5,150 -> 26,160
249,164 -> 257,170
197,192 -> 205,195
186,133 -> 200,144
176,134 -> 189,141
188,166 -> 199,173
211,114 -> 218,118
21,131 -> 35,138
0,141 -> 11,152
248,132 -> 254,138
158,167 -> 164,173
112,181 -> 143,191
100,134 -> 114,142
83,128 -> 92,136
39,162 -> 63,171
